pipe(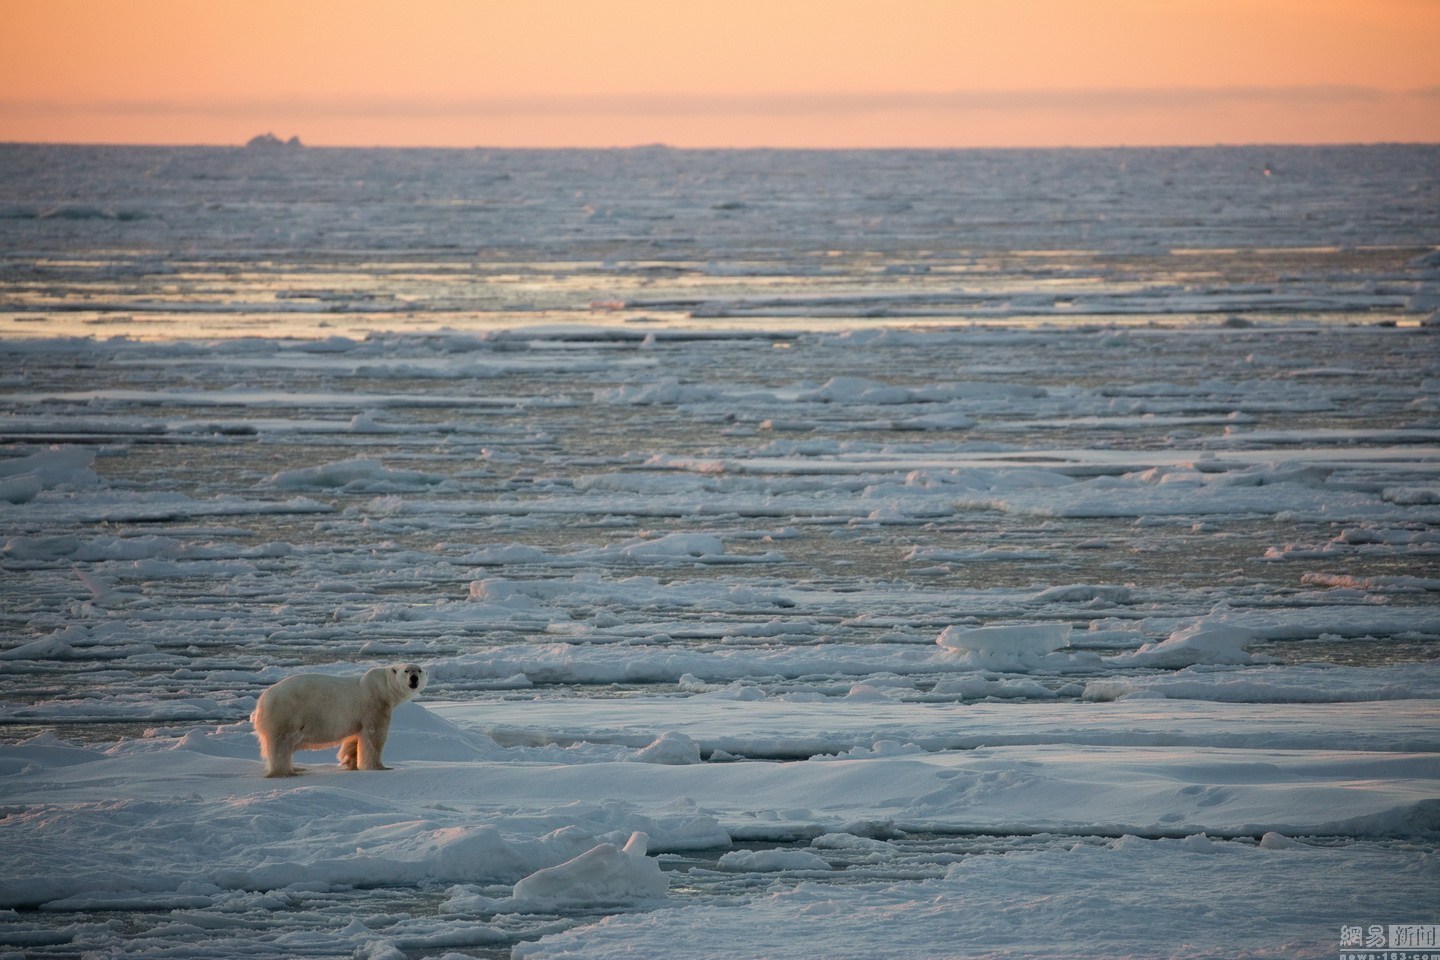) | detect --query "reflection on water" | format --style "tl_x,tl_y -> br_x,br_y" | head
2,144 -> 1437,340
